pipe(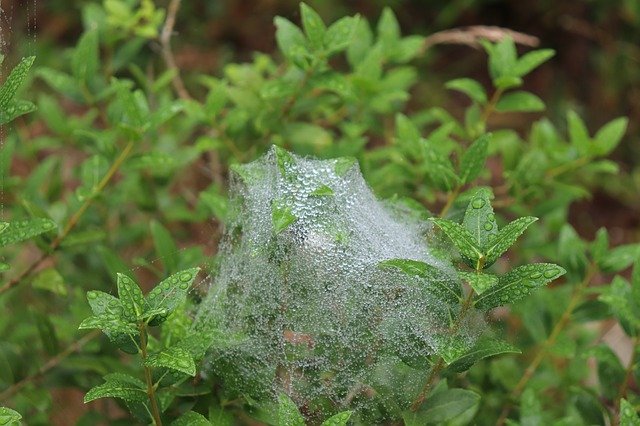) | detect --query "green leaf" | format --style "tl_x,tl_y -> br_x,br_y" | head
593,117 -> 628,156
0,218 -> 57,247
377,8 -> 401,50
83,373 -> 147,403
117,273 -> 145,322
274,17 -> 308,66
321,411 -> 353,426
445,78 -> 487,104
462,188 -> 497,251
423,143 -> 460,192
273,145 -> 296,178
599,244 -> 640,273
78,314 -> 138,334
430,218 -> 483,269
484,216 -> 538,267
448,337 -> 521,372
311,185 -> 334,197
278,393 -> 305,426
324,16 -> 359,55
300,3 -> 326,50
474,263 -> 566,310
495,91 -> 545,112
403,389 -> 480,424
483,37 -> 516,80
0,407 -> 21,425
171,411 -> 211,426
0,56 -> 35,111
272,201 -> 297,235
72,30 -> 99,83
458,271 -> 498,295
145,268 -> 200,326
459,135 -> 490,184
620,399 -> 640,425
146,346 -> 196,376
599,276 -> 640,329
150,220 -> 179,273
86,290 -> 121,316
379,259 -> 461,303
346,18 -> 373,67
587,345 -> 626,400
513,49 -> 555,77
32,268 -> 67,296
0,100 -> 36,125
567,110 -> 591,155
